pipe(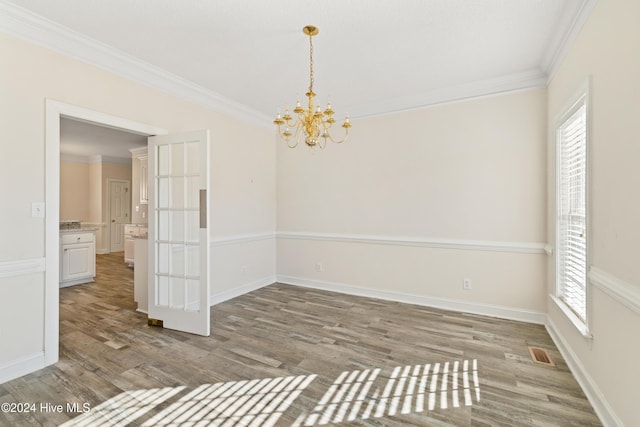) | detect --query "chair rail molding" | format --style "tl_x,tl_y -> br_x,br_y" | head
0,257 -> 46,278
210,232 -> 276,247
589,266 -> 640,315
277,231 -> 547,254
